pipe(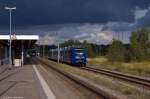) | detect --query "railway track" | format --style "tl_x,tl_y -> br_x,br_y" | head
81,66 -> 150,89
36,58 -> 130,99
